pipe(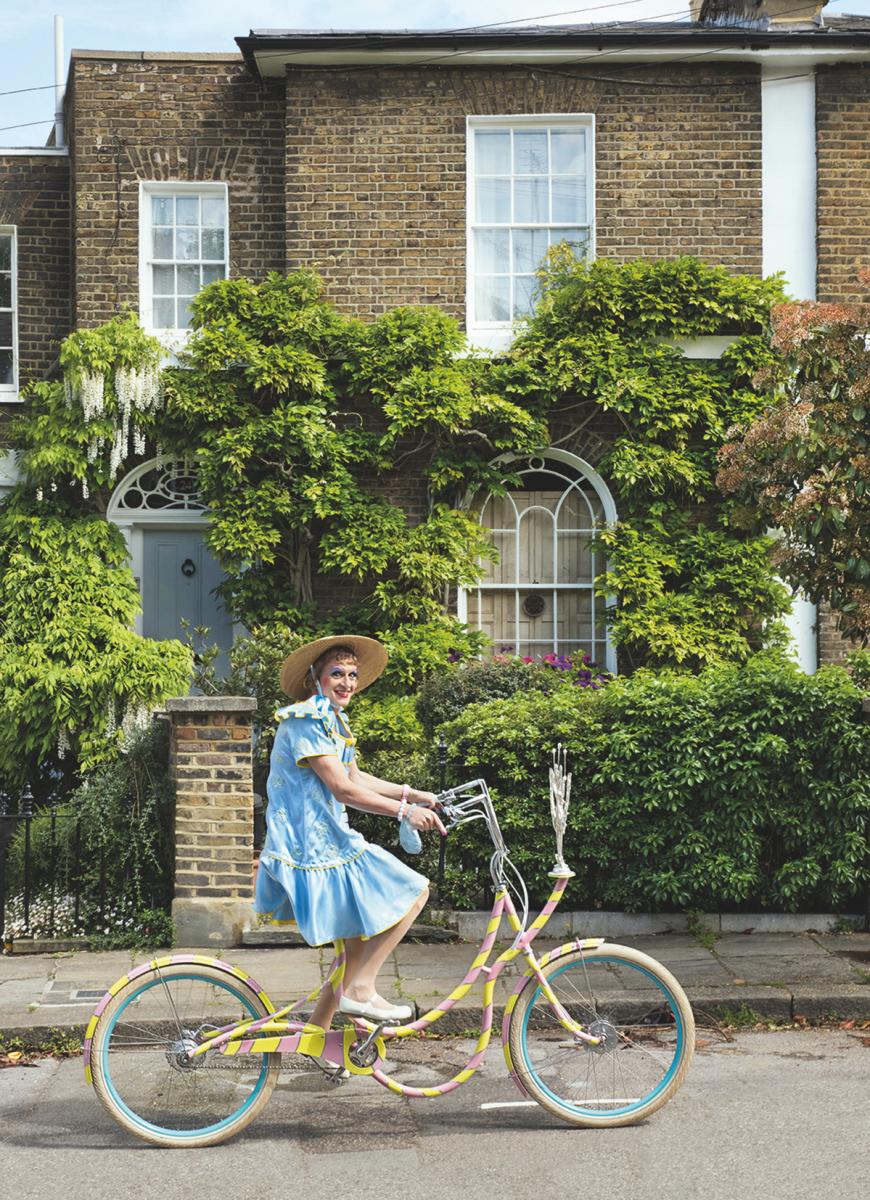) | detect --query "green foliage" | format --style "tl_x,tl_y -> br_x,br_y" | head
159,273 -> 545,628
87,908 -> 175,950
416,652 -> 610,738
350,694 -> 426,761
718,282 -> 870,643
0,507 -> 191,788
845,648 -> 870,690
71,720 -> 176,915
435,653 -> 870,911
2,722 -> 176,942
373,617 -> 490,694
500,254 -> 792,667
